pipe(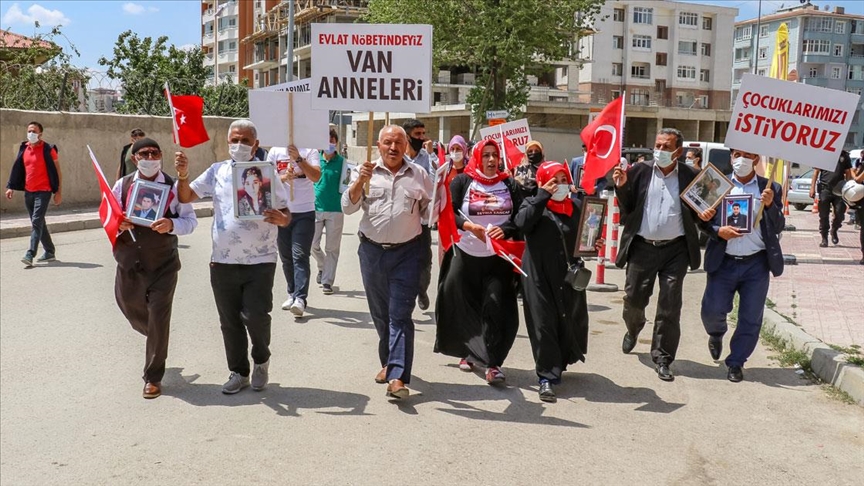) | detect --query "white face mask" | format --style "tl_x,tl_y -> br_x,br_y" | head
229,143 -> 254,161
27,132 -> 39,144
324,143 -> 337,155
137,159 -> 161,178
450,151 -> 464,162
551,183 -> 570,201
732,156 -> 754,177
654,149 -> 675,168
